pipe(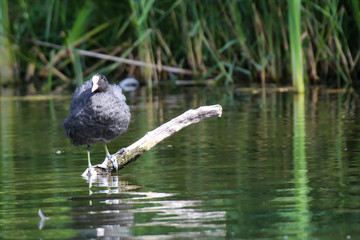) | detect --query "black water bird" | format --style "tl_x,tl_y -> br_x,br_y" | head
63,73 -> 131,169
